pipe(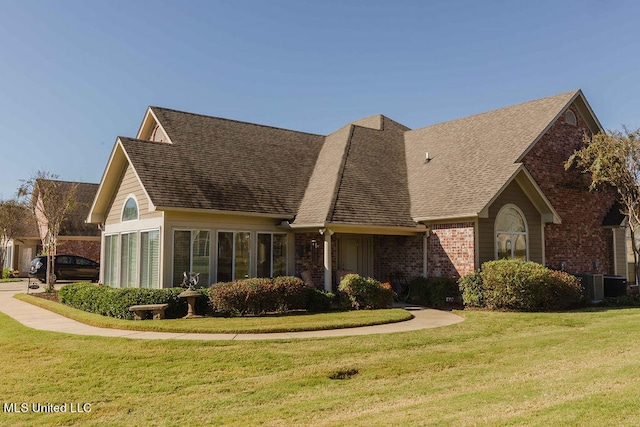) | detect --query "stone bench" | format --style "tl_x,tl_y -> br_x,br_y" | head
129,304 -> 169,320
